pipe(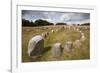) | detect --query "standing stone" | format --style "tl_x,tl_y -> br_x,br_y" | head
68,25 -> 71,30
73,27 -> 76,31
63,41 -> 73,52
41,32 -> 49,39
73,40 -> 82,49
79,31 -> 85,42
81,33 -> 85,41
79,31 -> 82,38
28,35 -> 44,56
55,29 -> 58,32
51,29 -> 54,33
85,26 -> 88,30
63,26 -> 66,29
76,28 -> 80,32
51,43 -> 62,57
